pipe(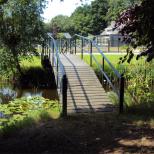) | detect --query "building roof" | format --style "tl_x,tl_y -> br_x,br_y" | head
63,33 -> 72,39
101,21 -> 119,35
